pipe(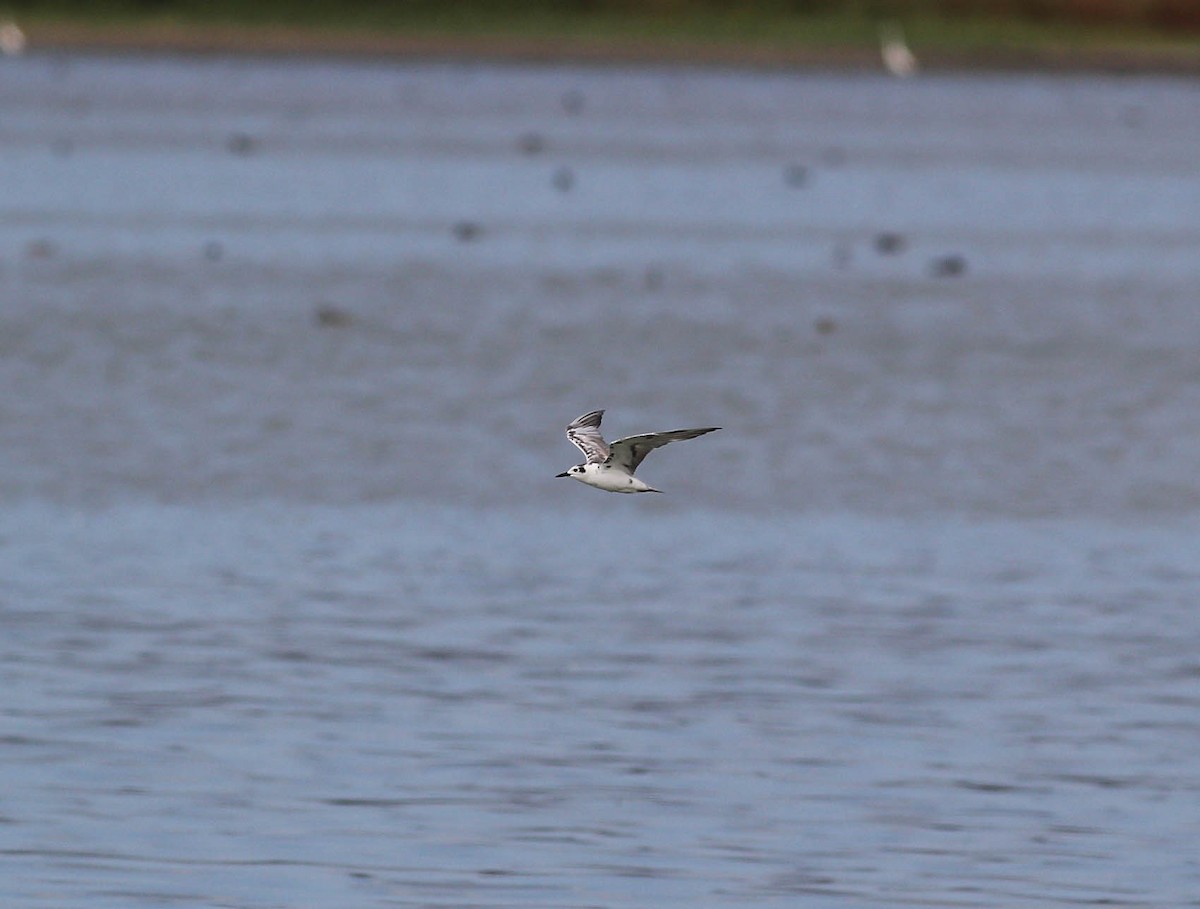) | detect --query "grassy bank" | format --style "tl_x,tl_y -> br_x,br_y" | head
9,1 -> 1200,70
